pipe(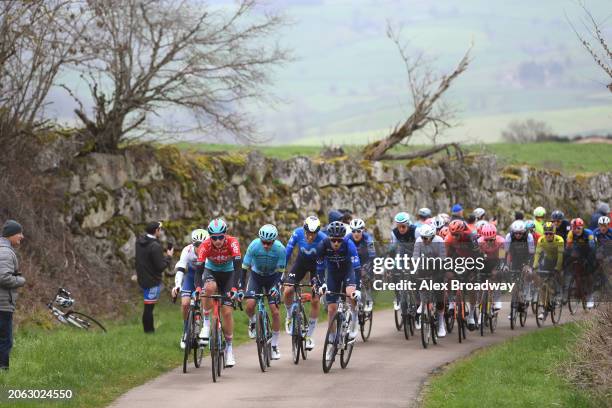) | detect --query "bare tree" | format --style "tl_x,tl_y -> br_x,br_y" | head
570,3 -> 612,92
66,0 -> 289,153
501,118 -> 553,143
362,24 -> 471,161
0,1 -> 87,145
